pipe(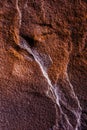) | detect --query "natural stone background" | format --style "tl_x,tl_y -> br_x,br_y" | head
0,0 -> 87,130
